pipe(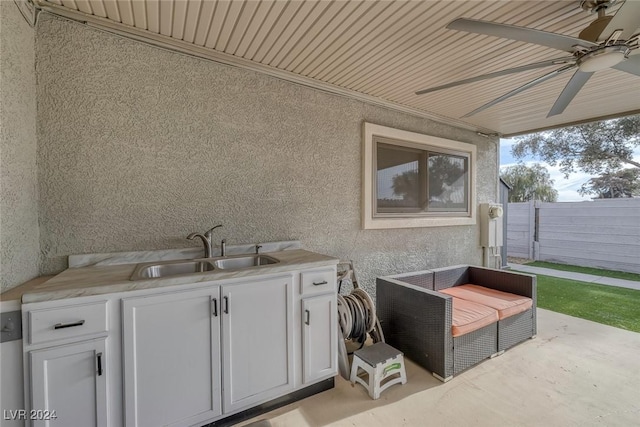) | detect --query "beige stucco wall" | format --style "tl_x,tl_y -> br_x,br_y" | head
36,15 -> 498,293
0,2 -> 39,293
